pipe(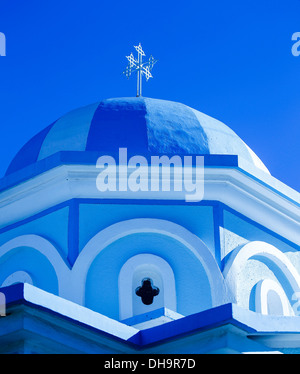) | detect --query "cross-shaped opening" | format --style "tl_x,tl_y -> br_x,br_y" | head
135,278 -> 160,305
